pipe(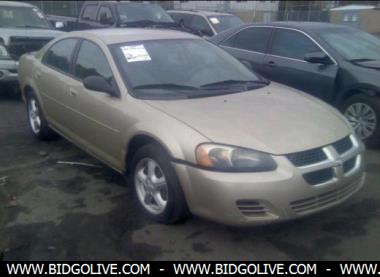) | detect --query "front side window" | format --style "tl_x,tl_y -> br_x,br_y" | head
81,4 -> 98,21
74,40 -> 113,85
111,39 -> 264,99
222,27 -> 271,53
170,13 -> 194,27
43,39 -> 78,74
207,15 -> 243,33
97,6 -> 114,25
270,29 -> 321,60
318,27 -> 380,61
117,3 -> 174,23
0,6 -> 51,29
190,16 -> 213,35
